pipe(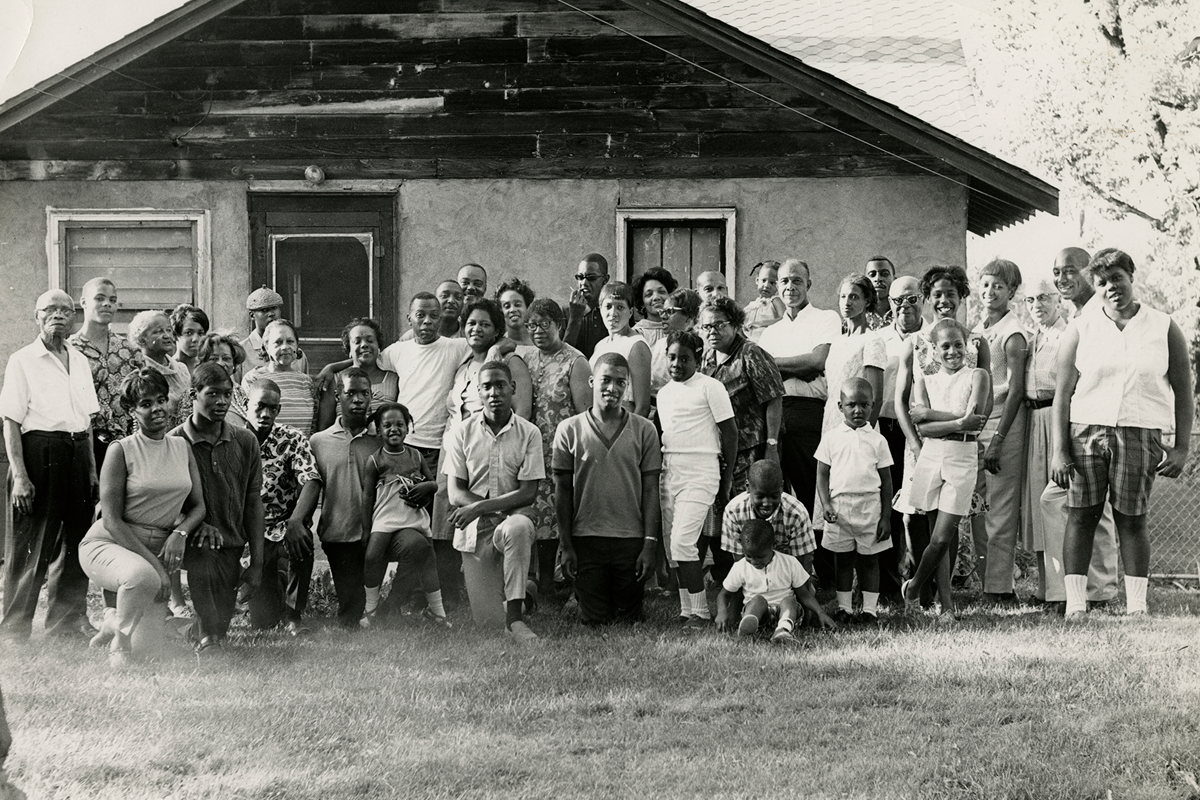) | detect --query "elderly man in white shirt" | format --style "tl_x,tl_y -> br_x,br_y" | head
758,259 -> 842,588
0,289 -> 100,643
